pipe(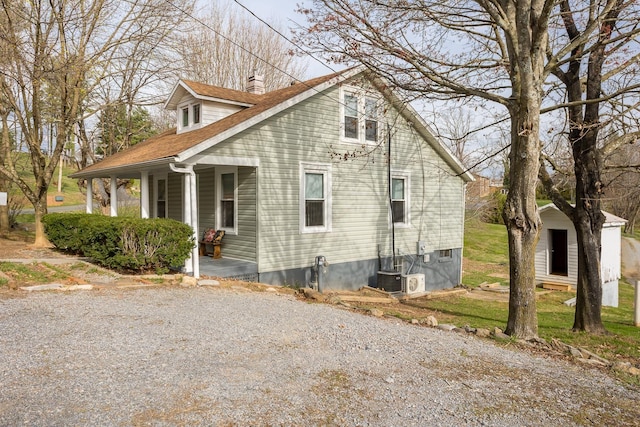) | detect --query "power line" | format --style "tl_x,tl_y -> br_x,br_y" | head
162,0 -> 313,89
232,0 -> 337,75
